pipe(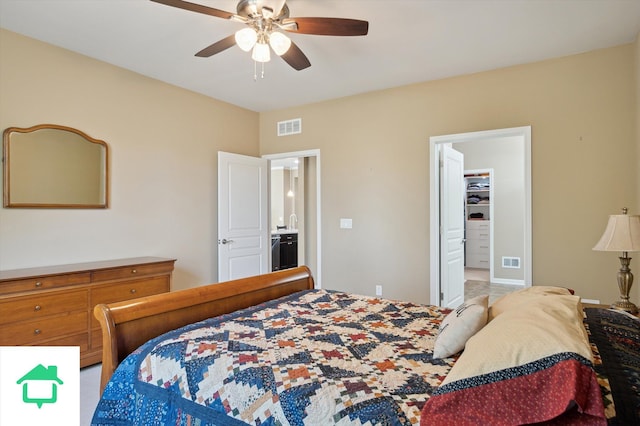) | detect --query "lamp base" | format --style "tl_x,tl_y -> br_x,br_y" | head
610,300 -> 639,315
612,254 -> 638,315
